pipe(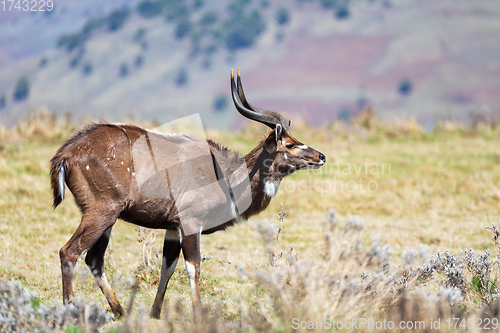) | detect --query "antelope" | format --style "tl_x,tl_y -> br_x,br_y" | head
50,70 -> 326,321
